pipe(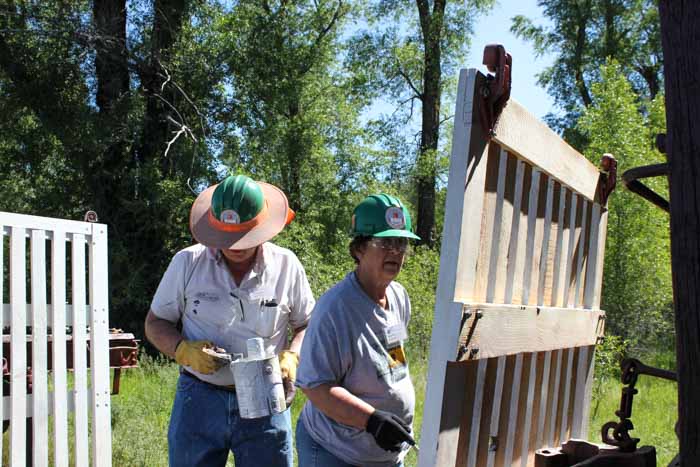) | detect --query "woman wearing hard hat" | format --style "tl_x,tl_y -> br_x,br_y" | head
295,194 -> 419,467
